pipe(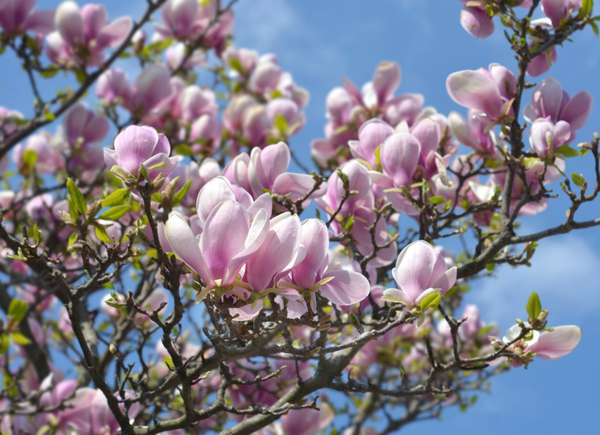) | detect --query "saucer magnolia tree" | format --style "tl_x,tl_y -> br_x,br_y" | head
0,0 -> 597,433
